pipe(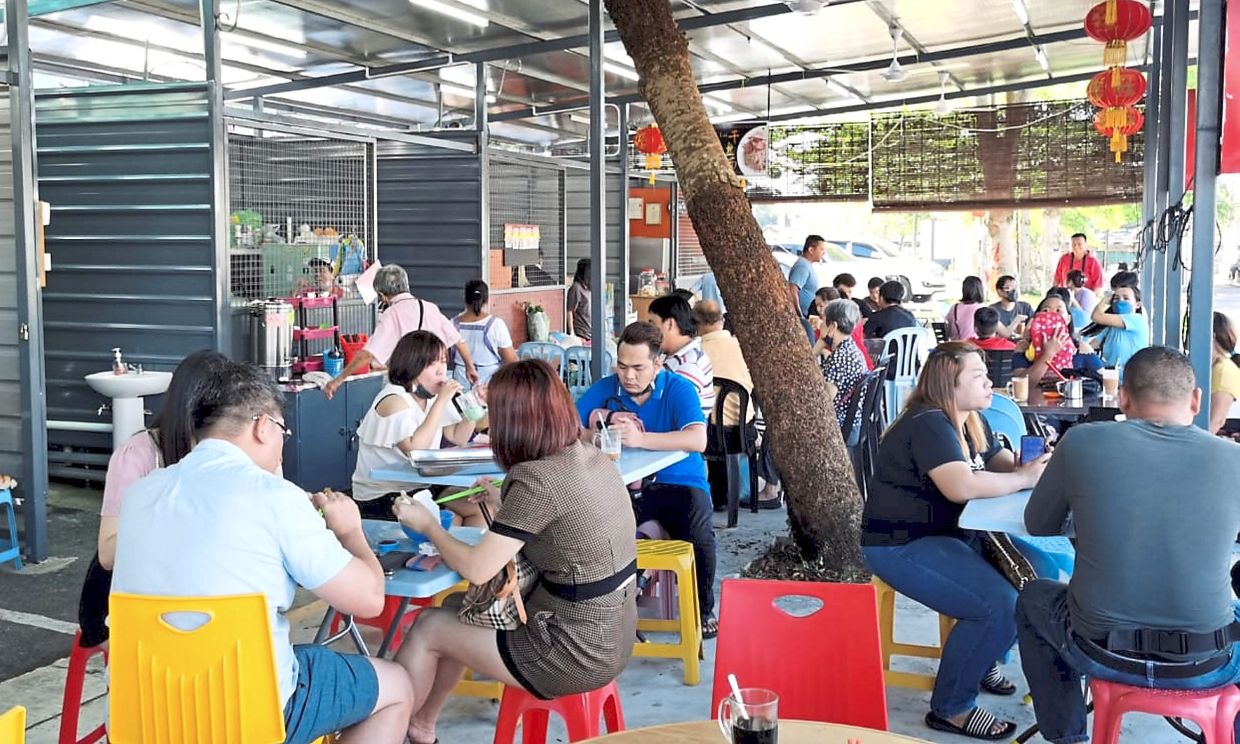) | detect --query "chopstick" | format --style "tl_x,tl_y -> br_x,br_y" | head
434,480 -> 503,506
